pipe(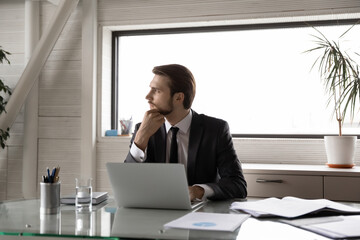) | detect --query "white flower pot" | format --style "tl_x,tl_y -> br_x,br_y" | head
324,136 -> 357,168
